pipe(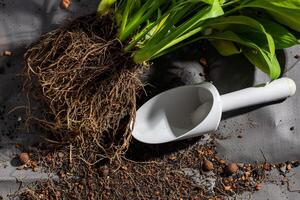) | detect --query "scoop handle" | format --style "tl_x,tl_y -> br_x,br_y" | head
221,77 -> 296,113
